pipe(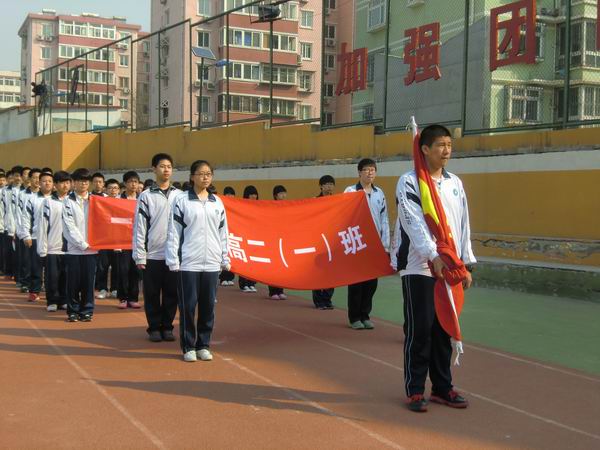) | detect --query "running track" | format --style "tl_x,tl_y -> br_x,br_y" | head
0,279 -> 598,449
